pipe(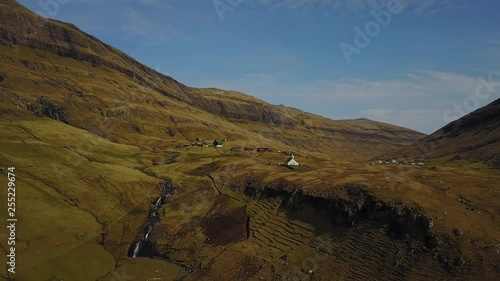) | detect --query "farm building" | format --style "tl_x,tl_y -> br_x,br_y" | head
287,155 -> 299,166
231,146 -> 243,152
213,140 -> 223,148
